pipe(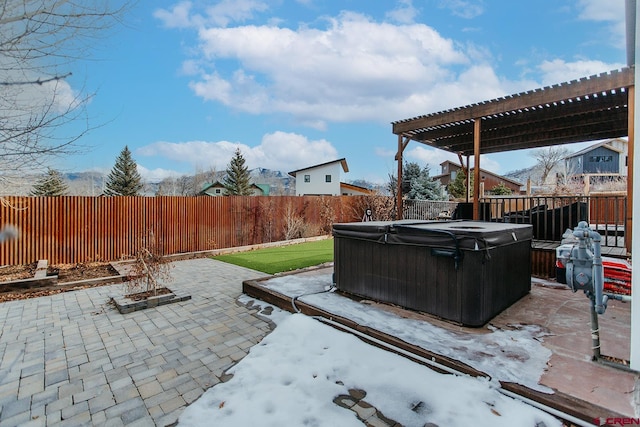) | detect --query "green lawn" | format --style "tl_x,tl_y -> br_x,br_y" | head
212,239 -> 334,274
